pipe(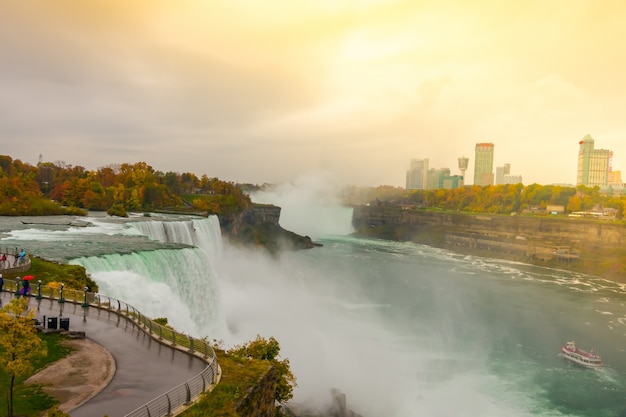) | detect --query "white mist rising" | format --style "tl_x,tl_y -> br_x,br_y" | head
214,243 -> 399,415
250,173 -> 355,239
